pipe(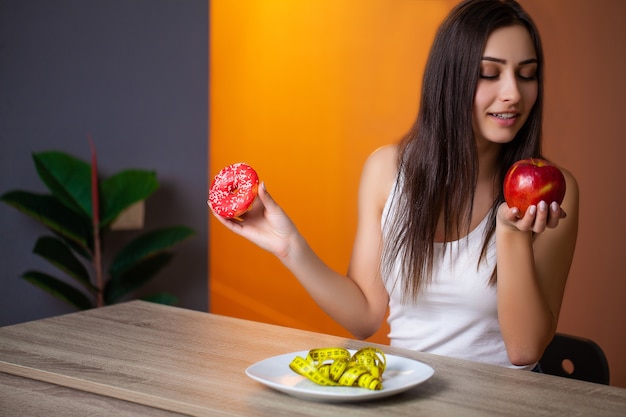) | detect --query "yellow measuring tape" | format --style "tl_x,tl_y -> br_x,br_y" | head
289,347 -> 386,390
